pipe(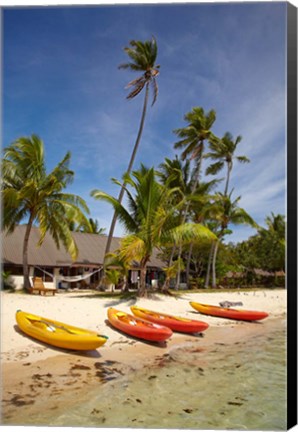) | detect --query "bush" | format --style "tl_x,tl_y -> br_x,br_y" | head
1,271 -> 16,291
